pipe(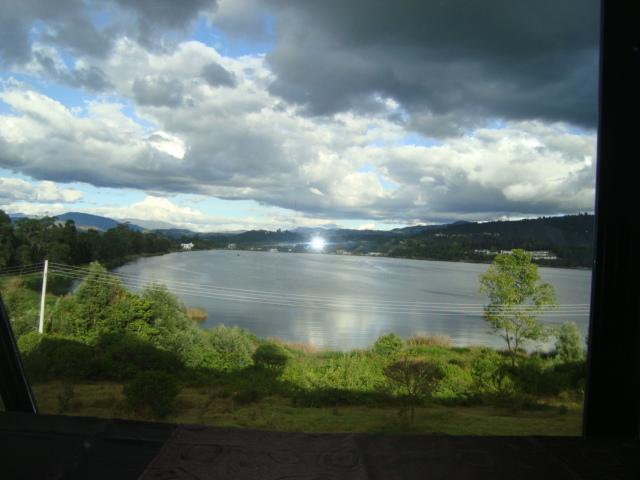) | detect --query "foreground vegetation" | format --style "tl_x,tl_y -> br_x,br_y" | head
0,262 -> 585,435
